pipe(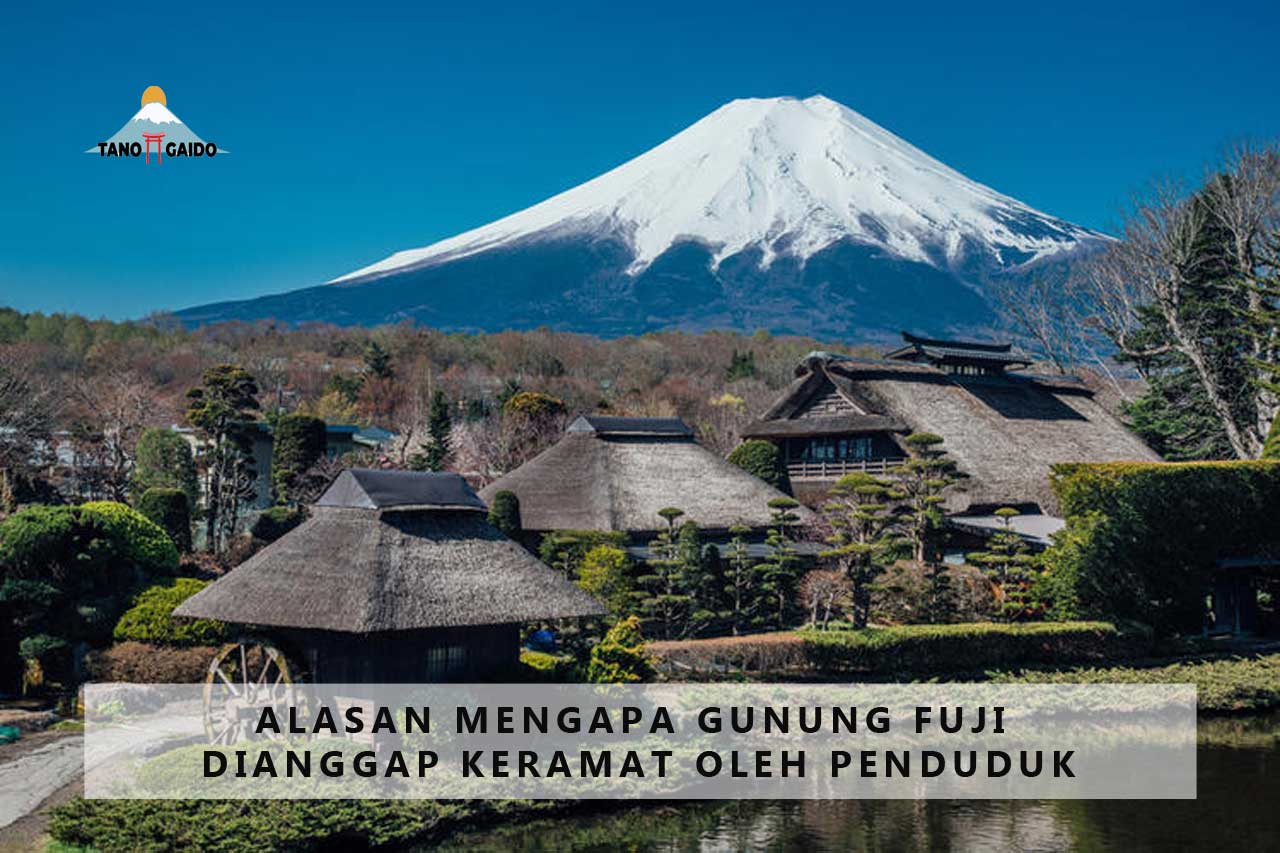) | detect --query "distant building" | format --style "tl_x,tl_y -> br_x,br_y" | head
742,332 -> 1159,548
176,421 -> 397,511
